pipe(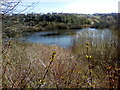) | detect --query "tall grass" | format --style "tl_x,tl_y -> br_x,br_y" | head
72,29 -> 120,88
2,41 -> 45,88
2,29 -> 120,88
